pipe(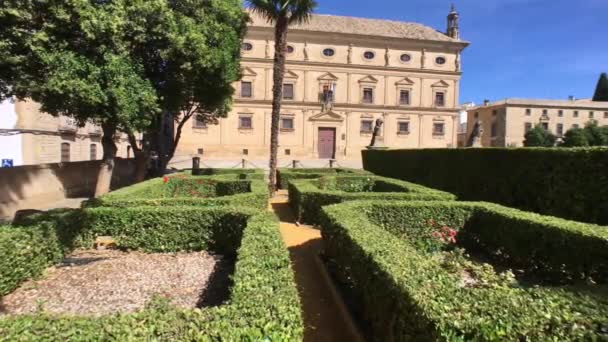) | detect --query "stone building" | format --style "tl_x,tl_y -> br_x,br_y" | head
466,98 -> 608,147
176,6 -> 469,161
0,99 -> 133,166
